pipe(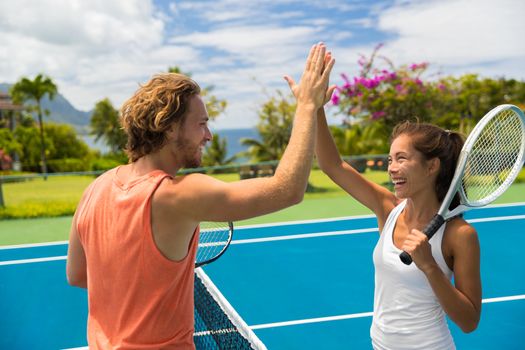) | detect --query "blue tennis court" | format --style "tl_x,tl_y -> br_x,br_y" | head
1,203 -> 524,349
